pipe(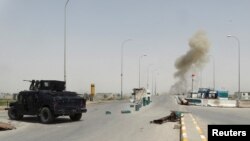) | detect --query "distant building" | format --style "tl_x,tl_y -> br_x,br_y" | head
188,88 -> 228,100
0,93 -> 13,99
